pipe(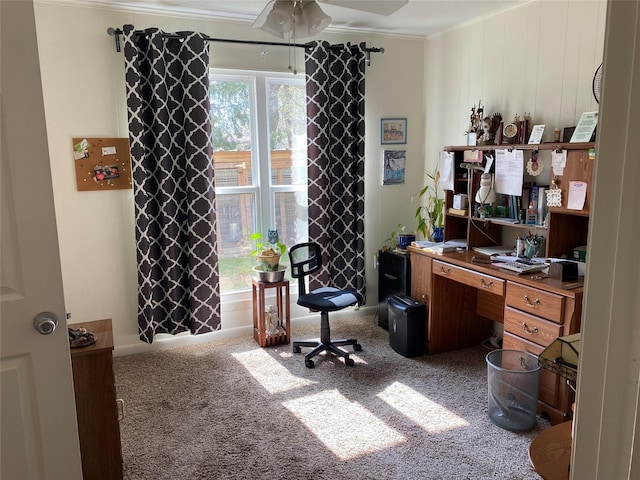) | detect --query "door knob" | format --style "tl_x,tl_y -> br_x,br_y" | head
33,312 -> 59,335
